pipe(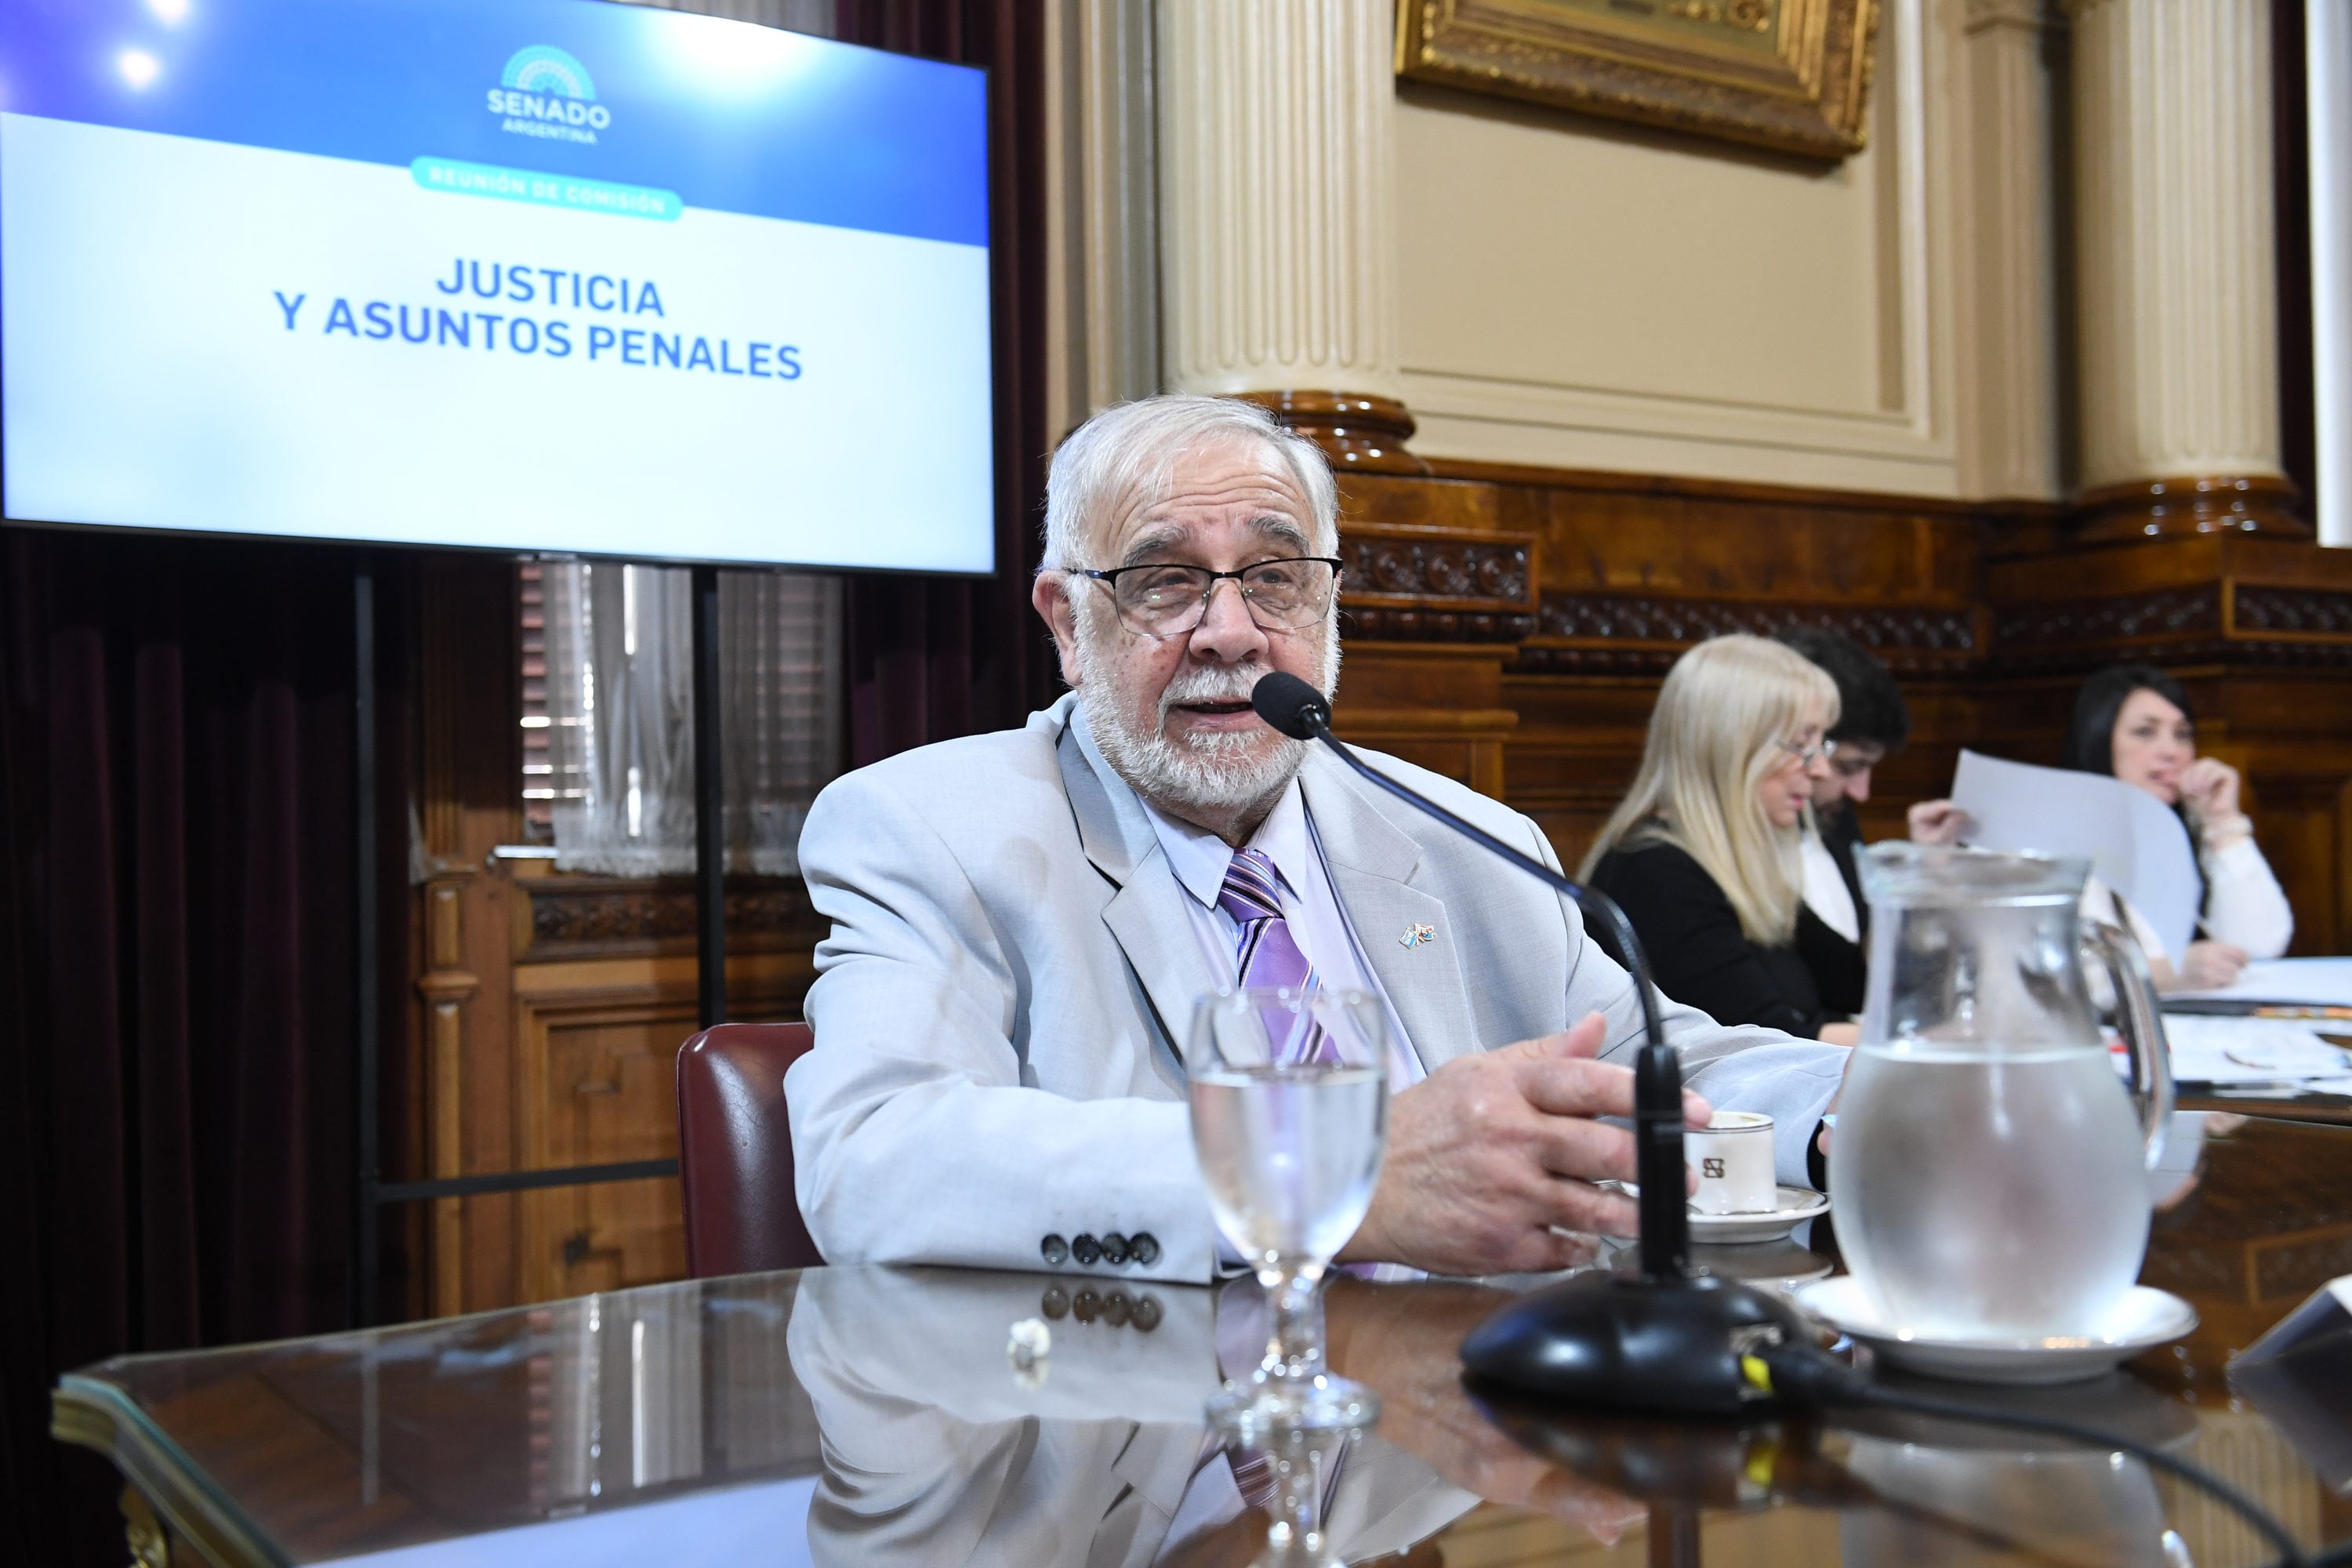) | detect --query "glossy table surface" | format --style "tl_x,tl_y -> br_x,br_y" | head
55,1114 -> 2352,1567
